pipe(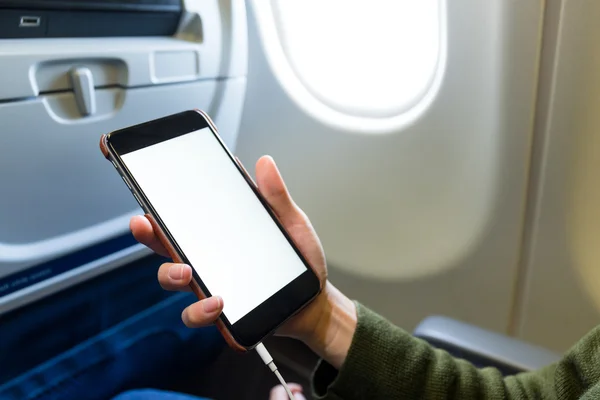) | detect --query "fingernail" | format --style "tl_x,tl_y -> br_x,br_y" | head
203,296 -> 221,313
168,264 -> 186,280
